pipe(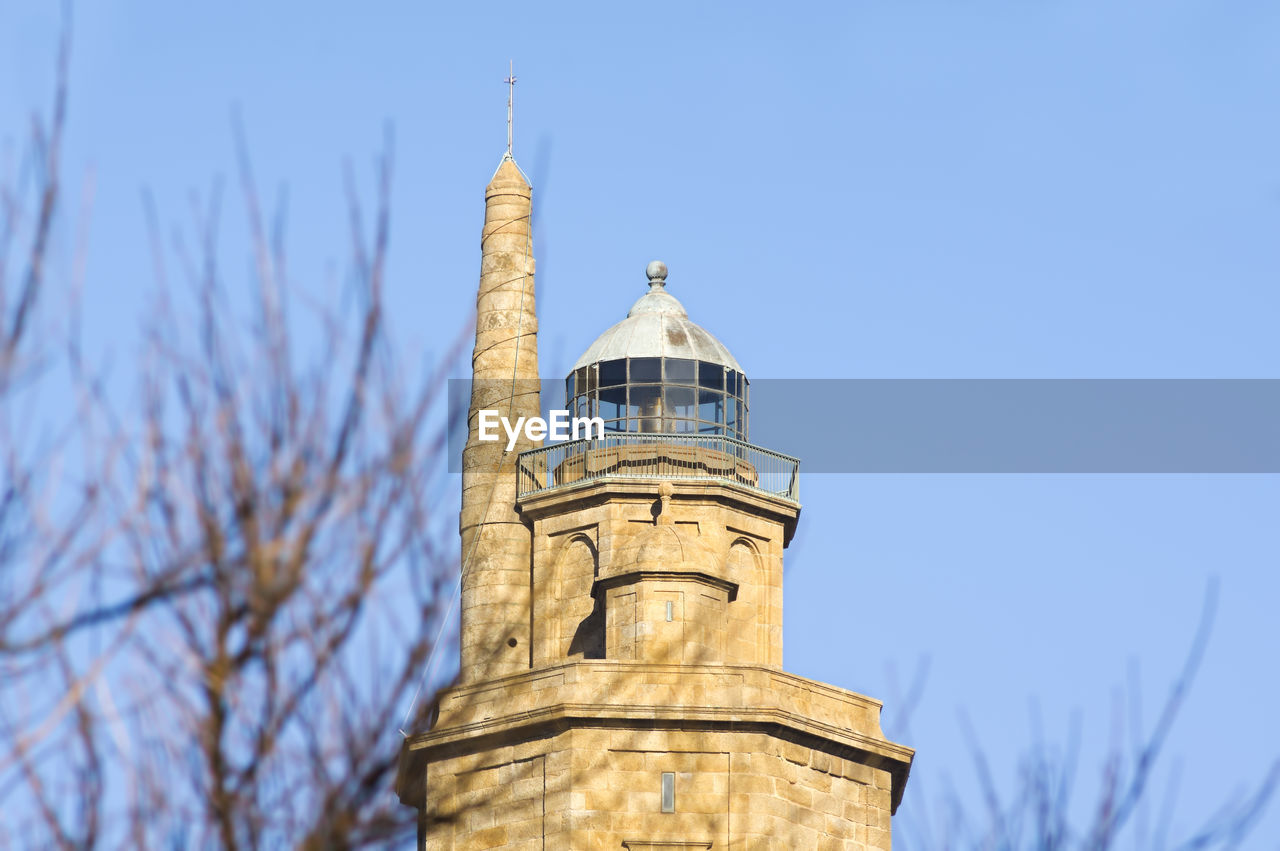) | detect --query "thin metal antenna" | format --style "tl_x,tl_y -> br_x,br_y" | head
504,60 -> 517,156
